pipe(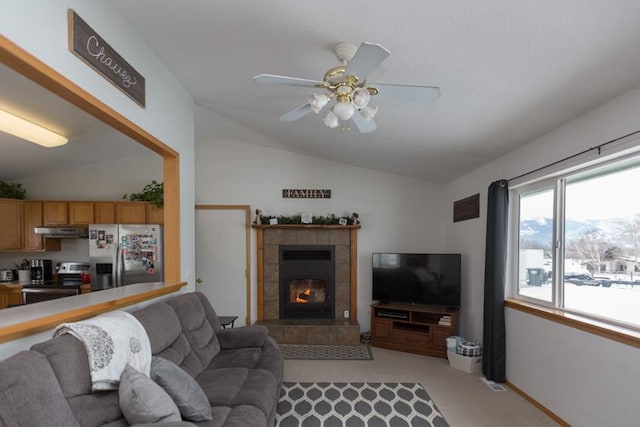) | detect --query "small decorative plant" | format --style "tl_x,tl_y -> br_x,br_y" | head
123,180 -> 164,208
0,180 -> 26,199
